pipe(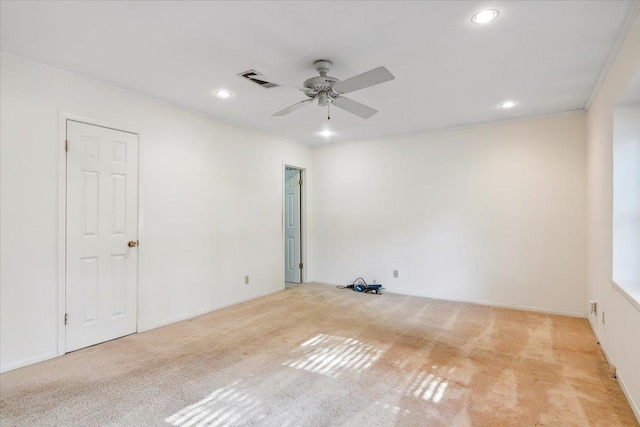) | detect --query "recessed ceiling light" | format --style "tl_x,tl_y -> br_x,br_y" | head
216,89 -> 232,98
319,130 -> 333,137
499,100 -> 517,109
471,9 -> 499,24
